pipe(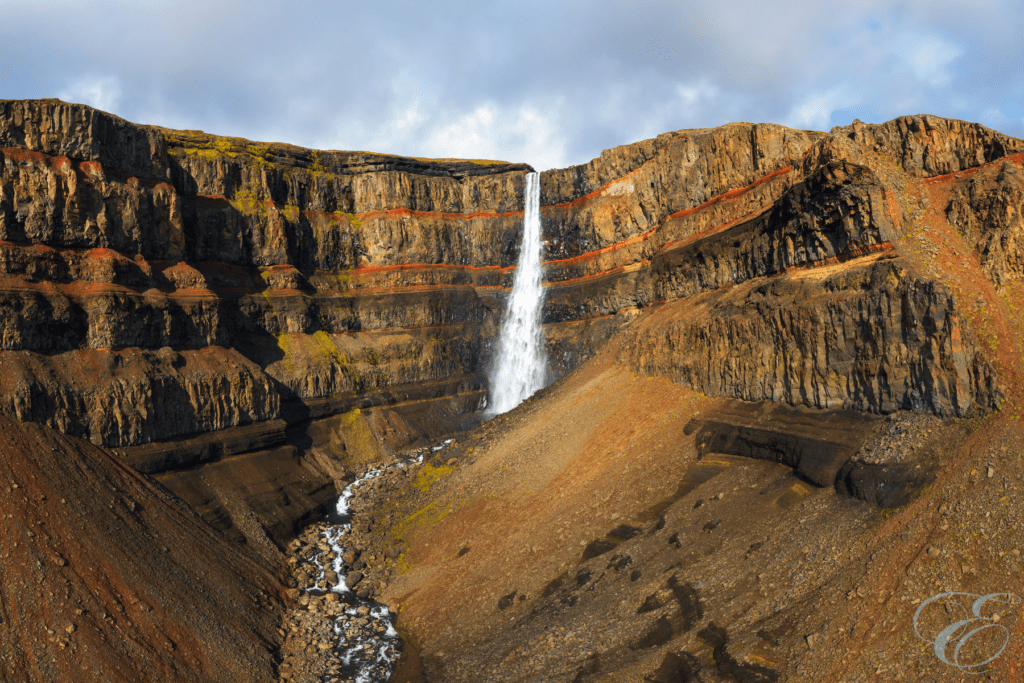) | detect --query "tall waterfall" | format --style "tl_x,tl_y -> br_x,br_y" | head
487,171 -> 548,415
